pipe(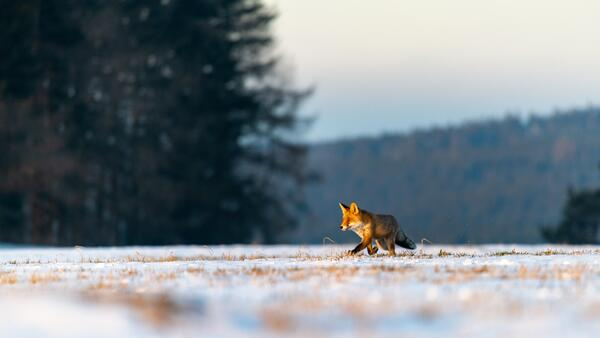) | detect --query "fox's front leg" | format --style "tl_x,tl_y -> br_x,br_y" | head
367,242 -> 378,256
349,241 -> 367,255
349,235 -> 372,255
